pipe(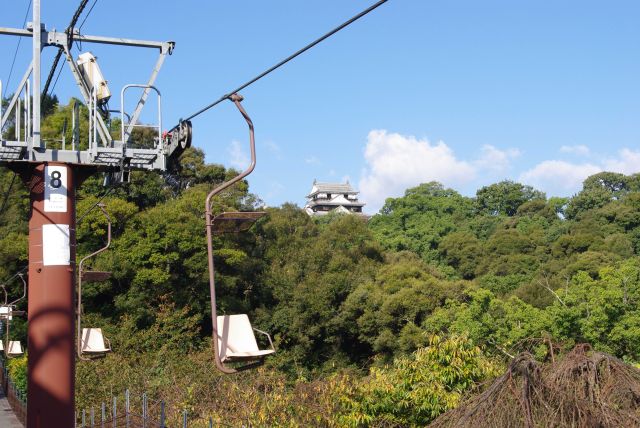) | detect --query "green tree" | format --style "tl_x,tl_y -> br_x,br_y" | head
340,252 -> 465,357
369,182 -> 474,262
475,180 -> 545,216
